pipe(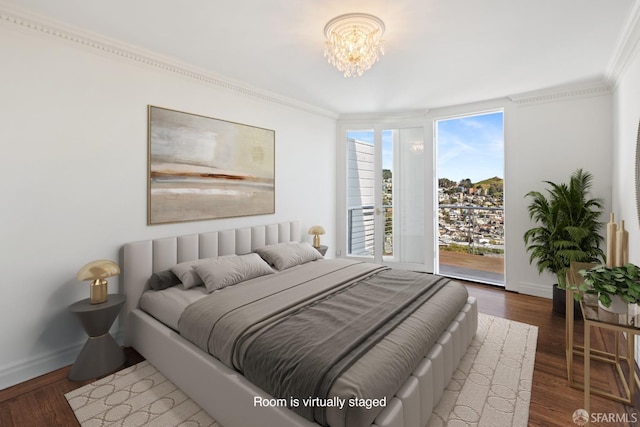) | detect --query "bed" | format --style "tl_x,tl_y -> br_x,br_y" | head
123,221 -> 477,427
